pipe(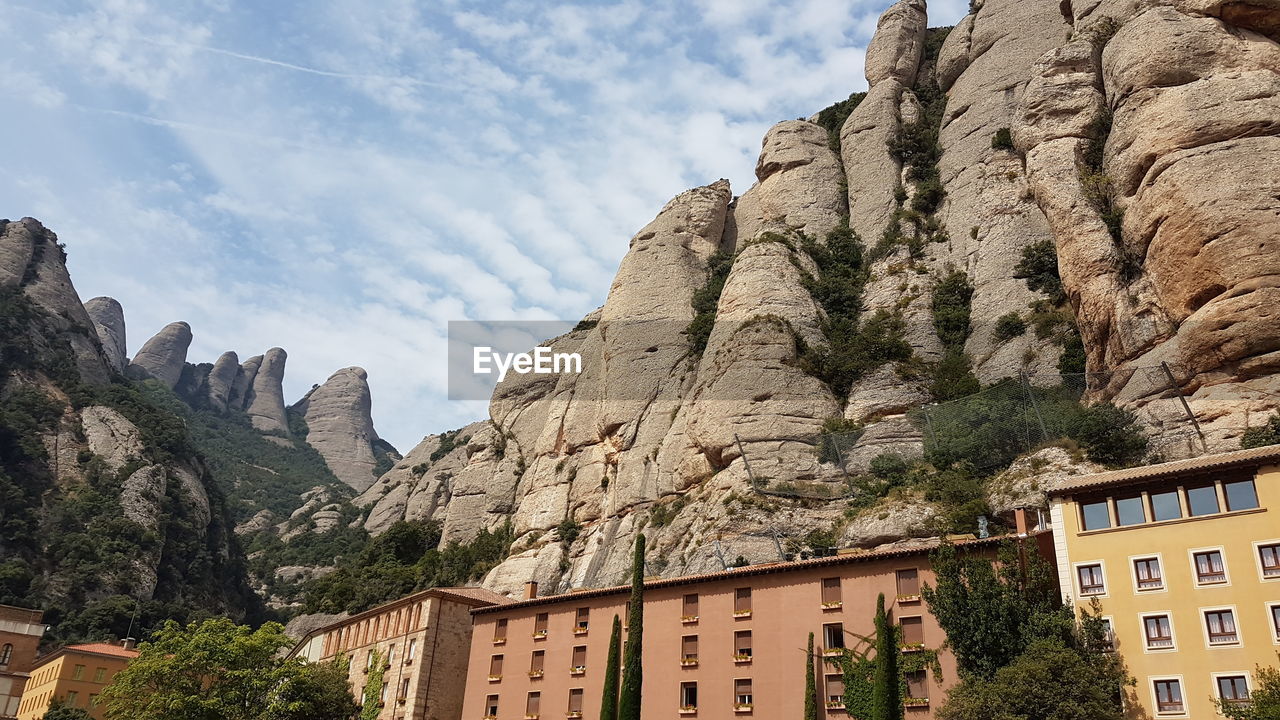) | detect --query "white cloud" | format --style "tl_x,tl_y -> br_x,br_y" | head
0,0 -> 937,449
